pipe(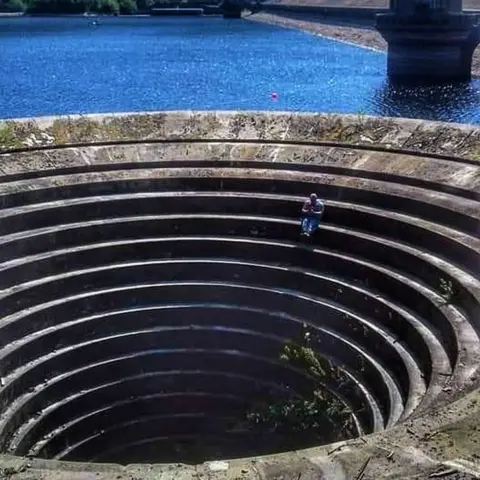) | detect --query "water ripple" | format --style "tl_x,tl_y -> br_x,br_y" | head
0,16 -> 478,124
